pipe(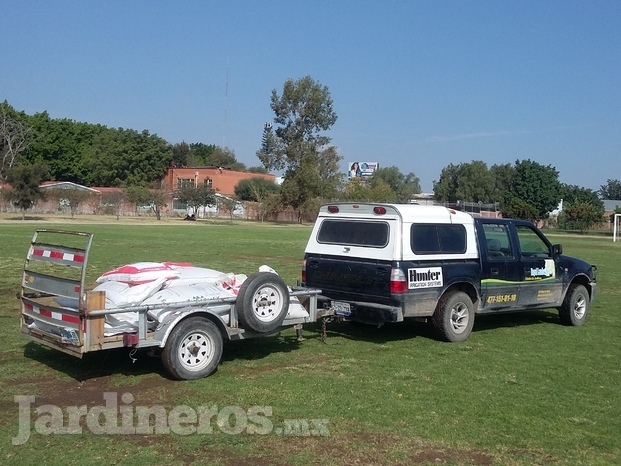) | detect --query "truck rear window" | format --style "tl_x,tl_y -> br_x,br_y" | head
411,224 -> 466,254
317,220 -> 389,247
